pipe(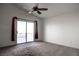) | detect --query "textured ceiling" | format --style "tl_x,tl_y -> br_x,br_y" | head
16,3 -> 79,19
